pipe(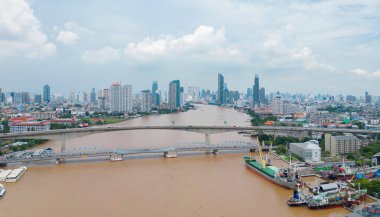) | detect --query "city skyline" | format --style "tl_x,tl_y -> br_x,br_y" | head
0,0 -> 380,94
